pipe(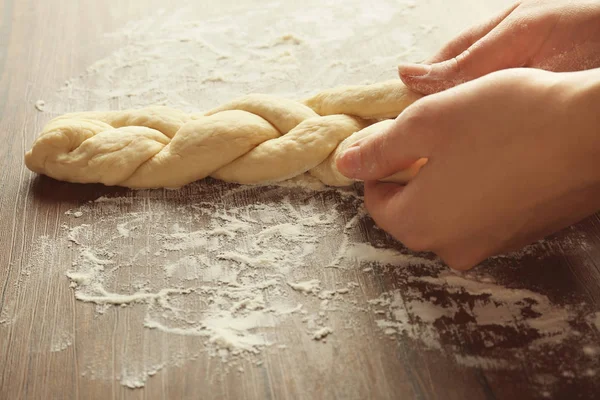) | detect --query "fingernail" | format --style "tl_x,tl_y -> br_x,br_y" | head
338,146 -> 362,177
398,63 -> 431,77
